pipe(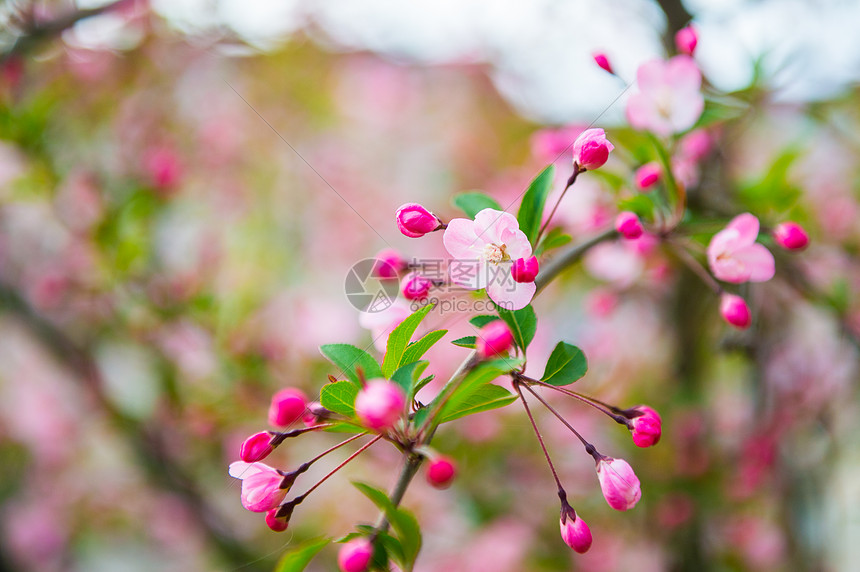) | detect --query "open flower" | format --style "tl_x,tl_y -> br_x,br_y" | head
707,213 -> 775,284
443,208 -> 535,310
626,56 -> 704,137
228,461 -> 288,513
